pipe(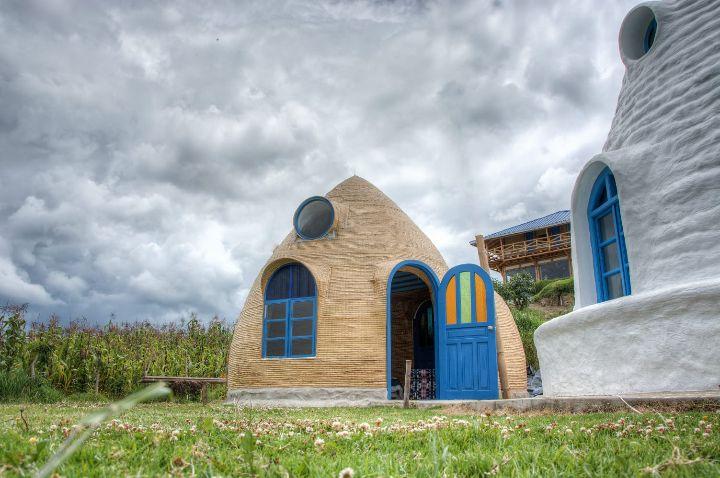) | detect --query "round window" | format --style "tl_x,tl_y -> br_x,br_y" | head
619,6 -> 658,64
294,197 -> 334,240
